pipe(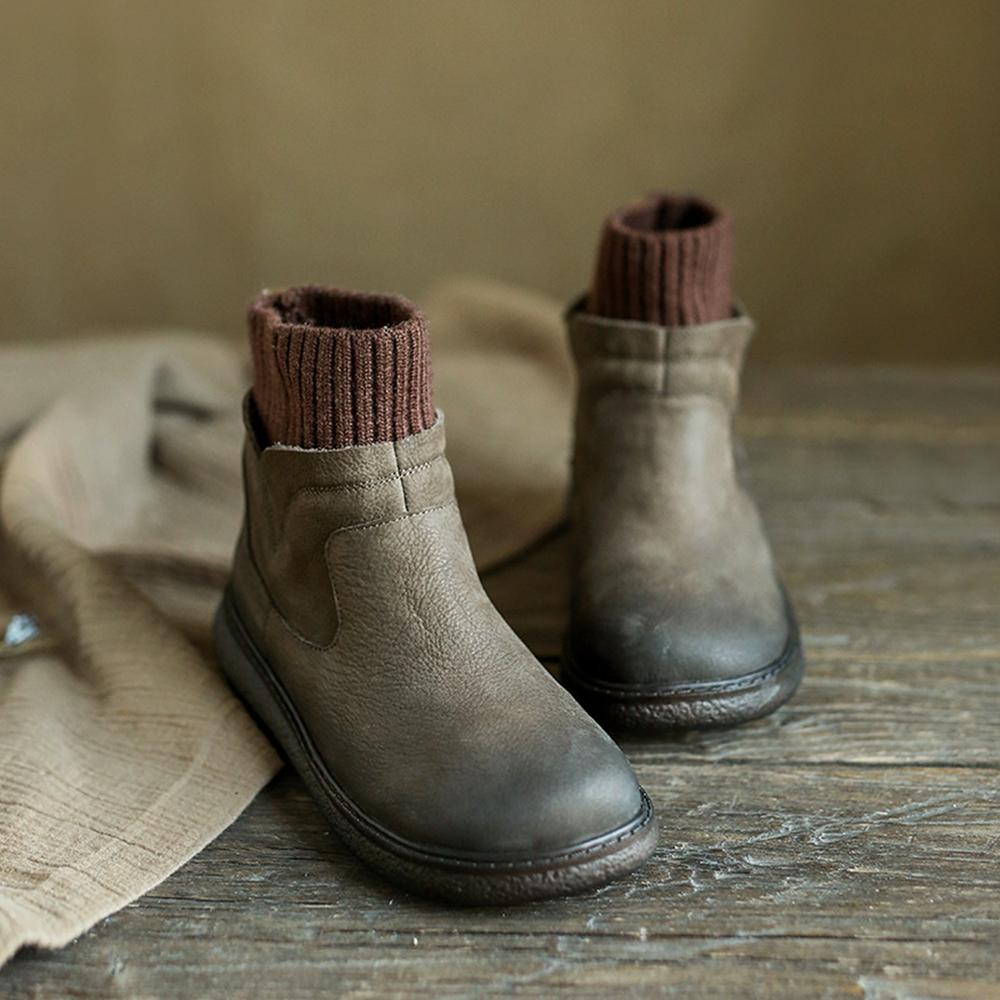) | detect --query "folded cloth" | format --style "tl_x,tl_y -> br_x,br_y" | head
0,278 -> 572,966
